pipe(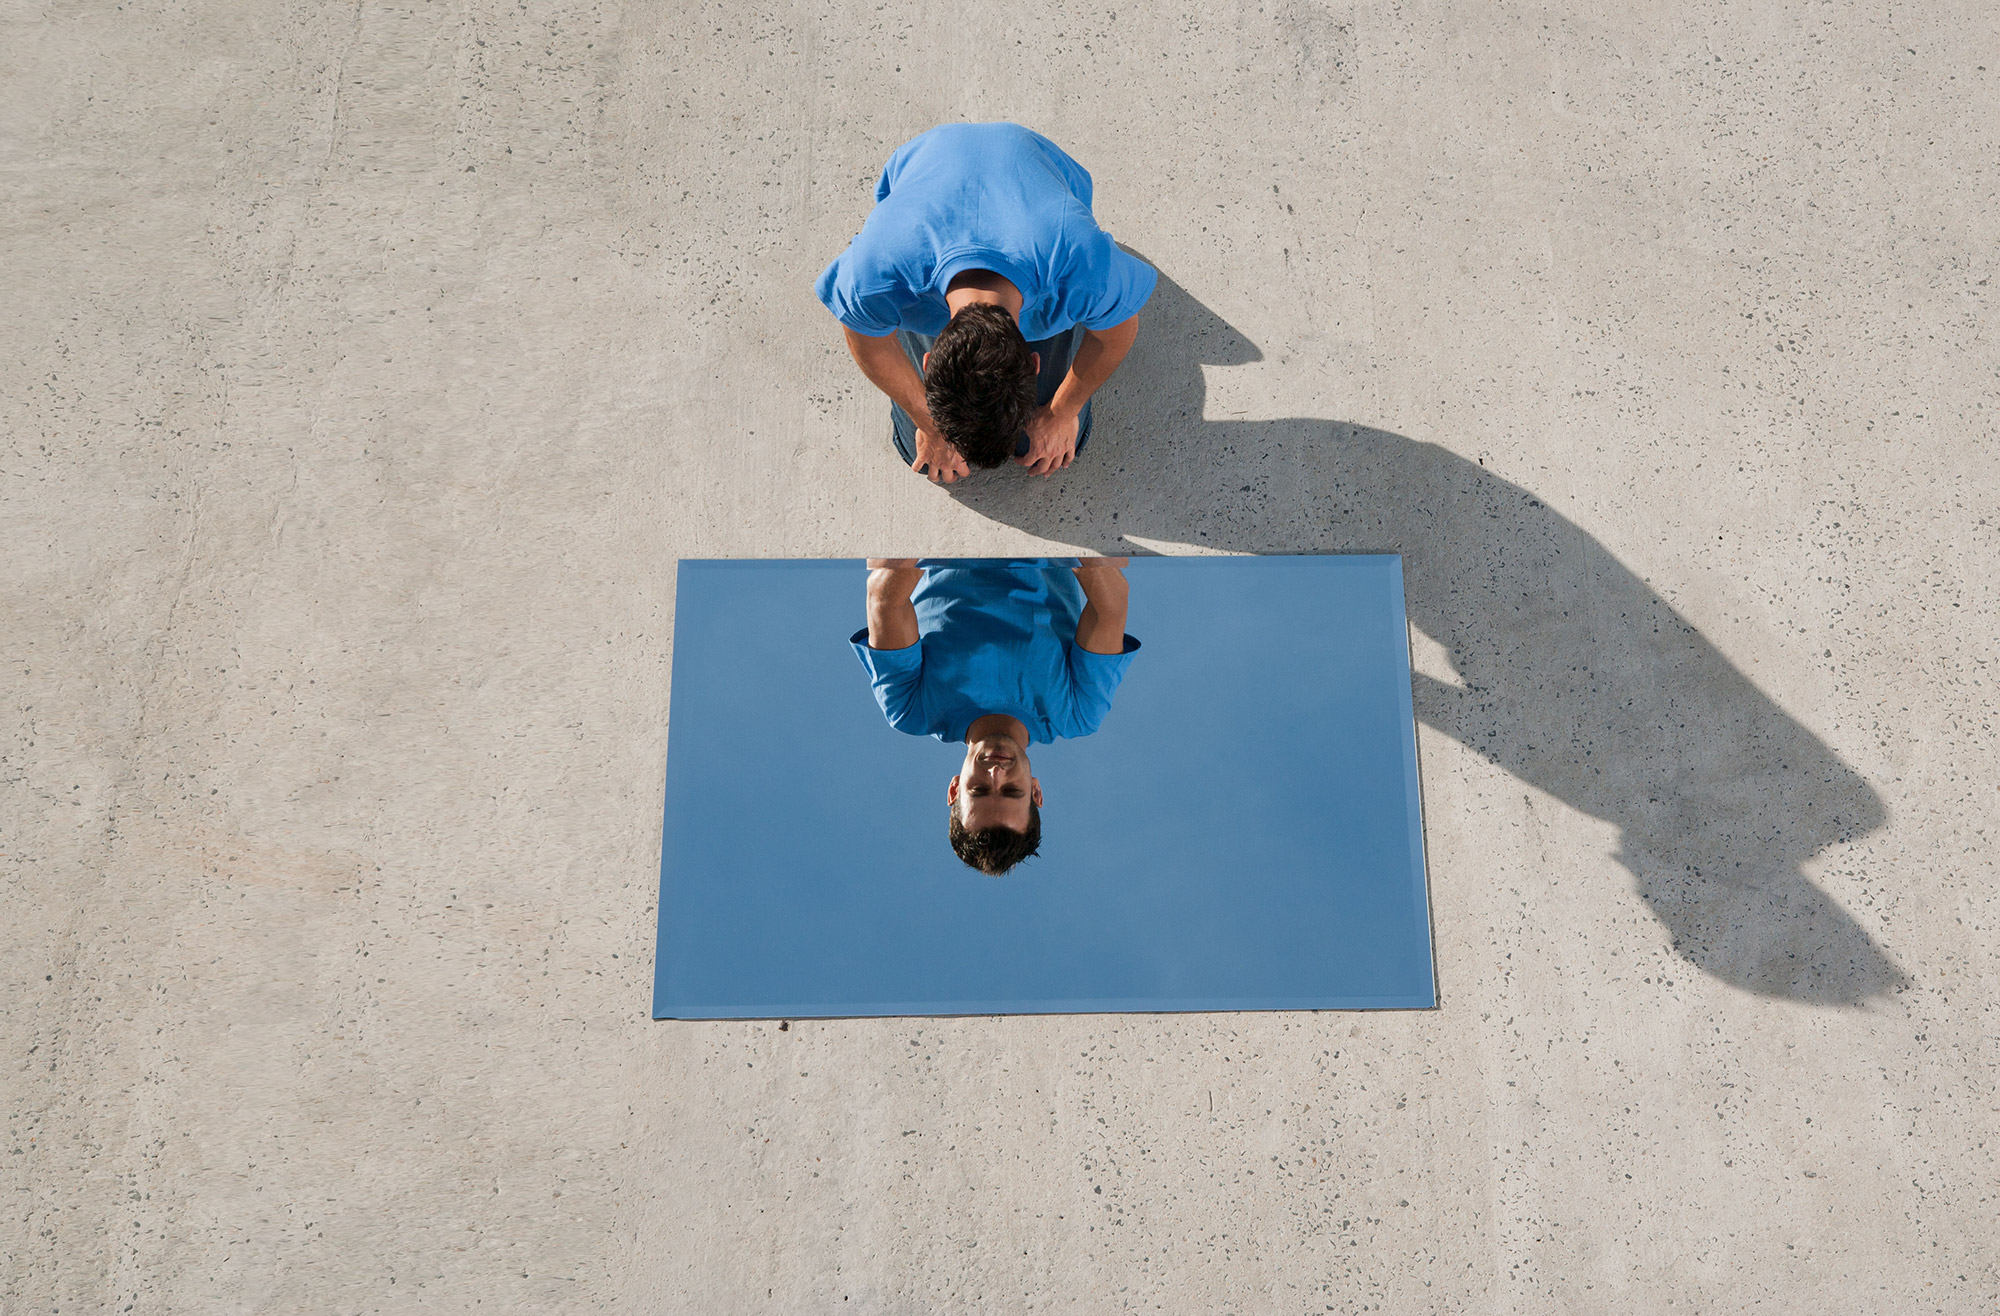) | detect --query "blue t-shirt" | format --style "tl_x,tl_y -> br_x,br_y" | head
850,559 -> 1141,745
816,123 -> 1157,340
